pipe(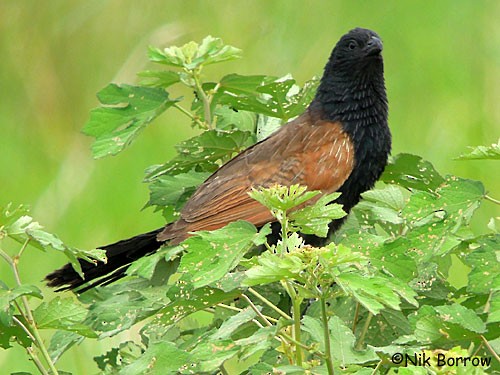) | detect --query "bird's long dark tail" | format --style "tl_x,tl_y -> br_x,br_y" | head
45,228 -> 165,292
